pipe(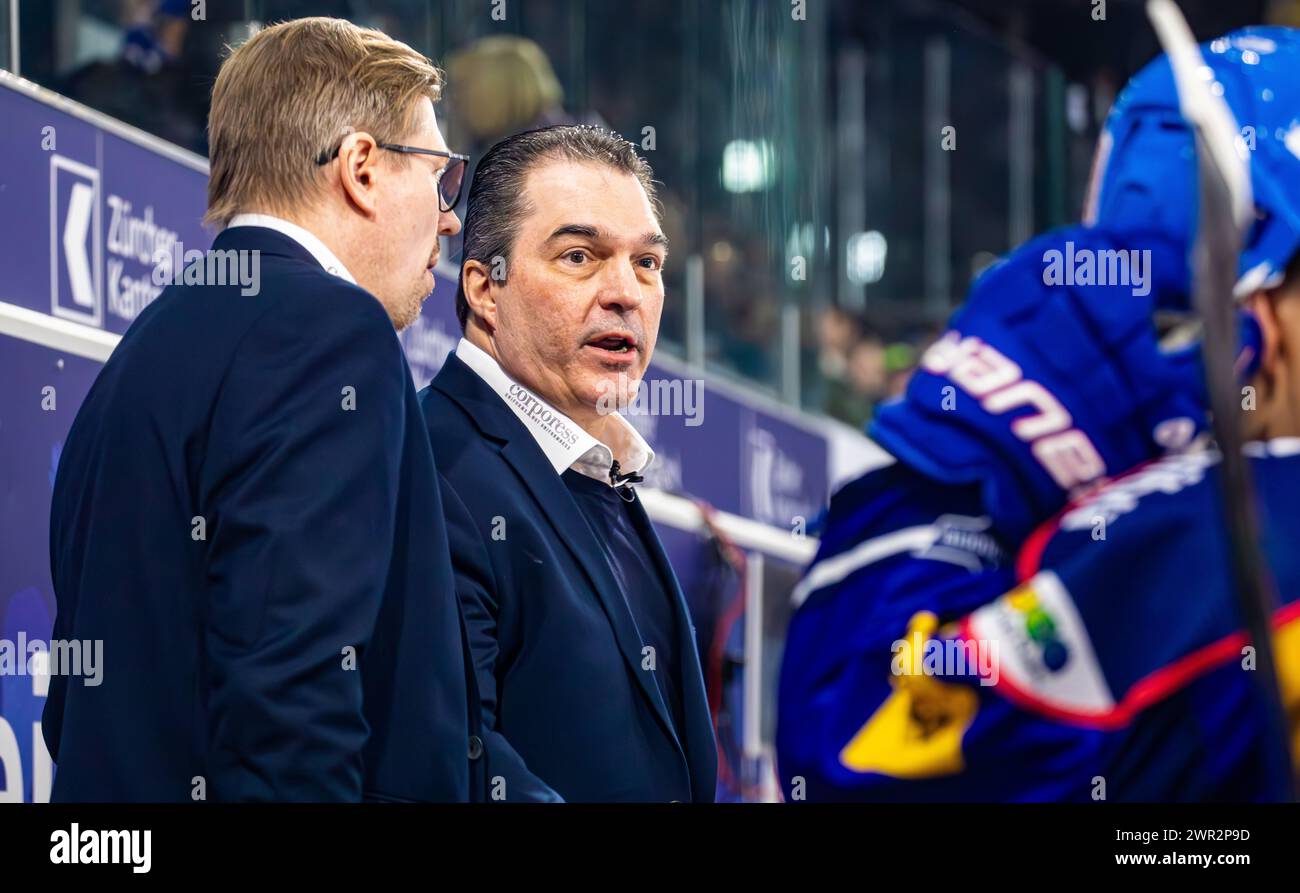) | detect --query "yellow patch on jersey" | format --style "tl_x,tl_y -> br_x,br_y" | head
1276,614 -> 1300,769
838,611 -> 979,778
